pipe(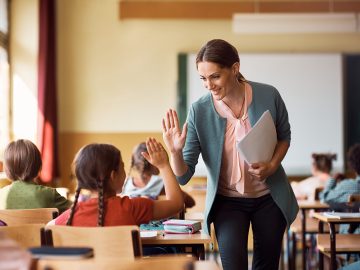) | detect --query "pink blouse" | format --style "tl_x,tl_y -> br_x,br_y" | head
214,83 -> 270,198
